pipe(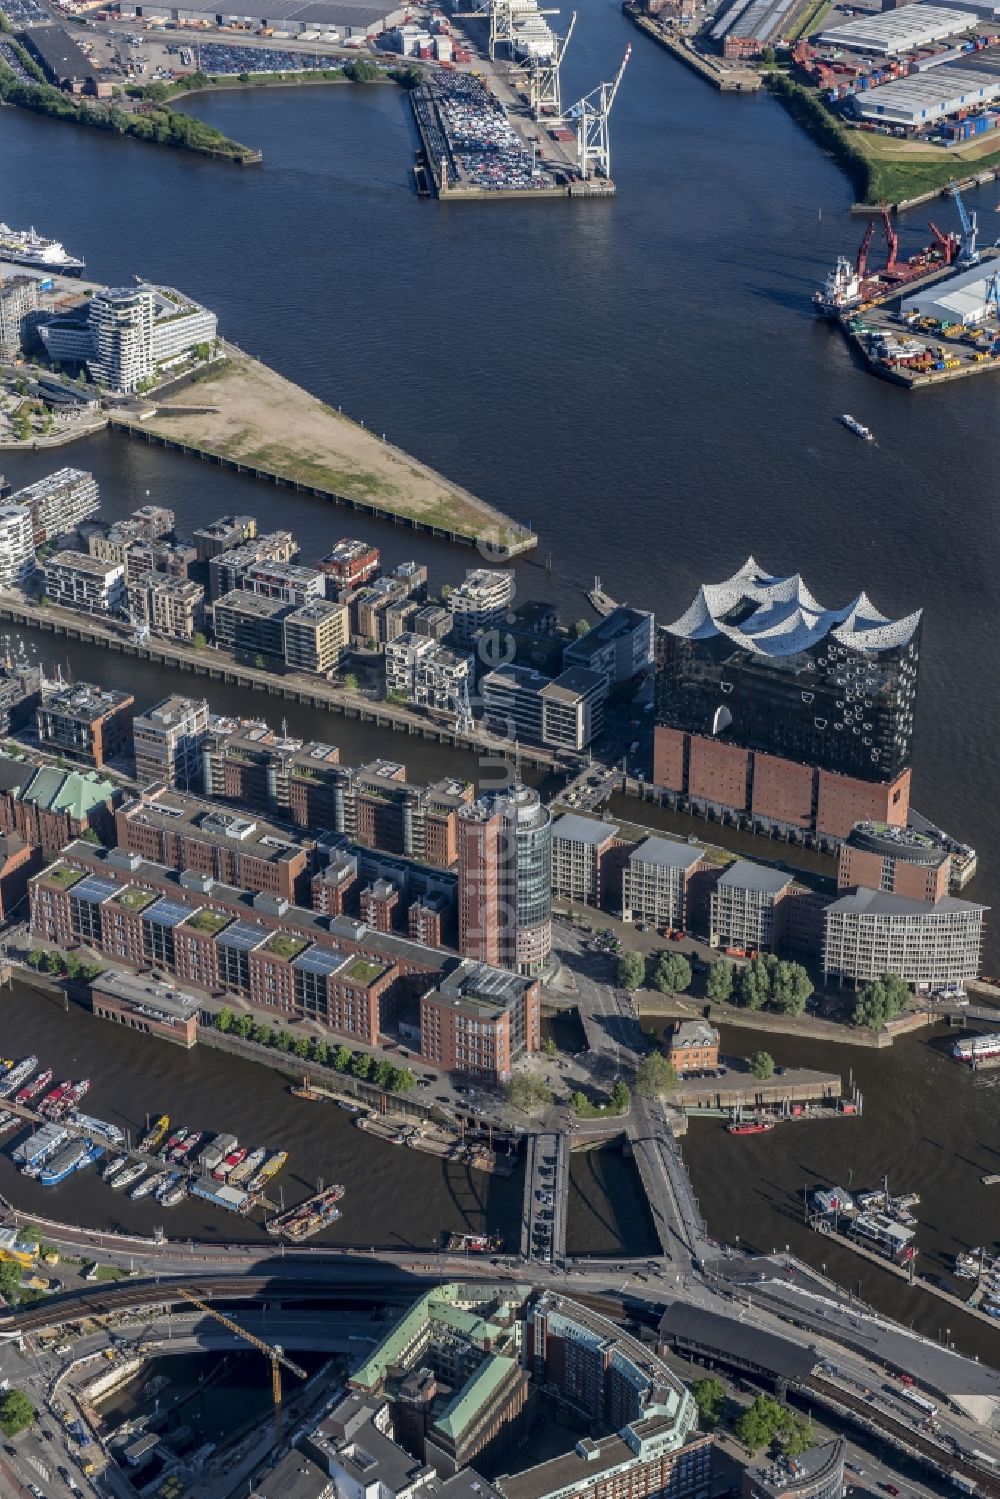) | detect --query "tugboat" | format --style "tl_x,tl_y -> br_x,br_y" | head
814,255 -> 863,318
840,414 -> 873,441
